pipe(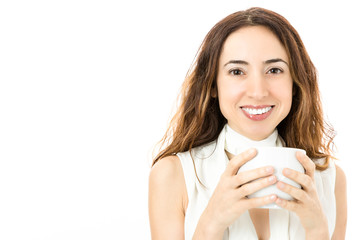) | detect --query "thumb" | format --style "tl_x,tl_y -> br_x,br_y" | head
224,148 -> 257,176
